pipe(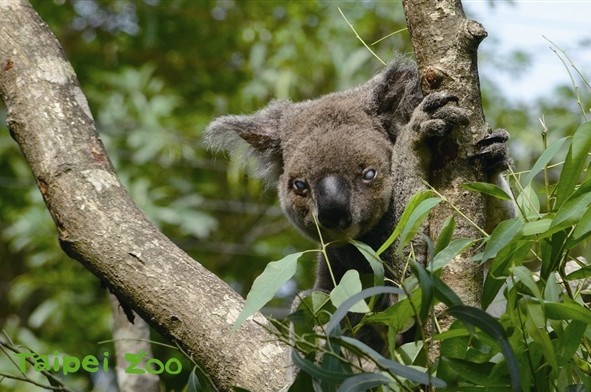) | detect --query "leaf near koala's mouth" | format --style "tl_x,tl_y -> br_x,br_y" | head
232,251 -> 307,331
